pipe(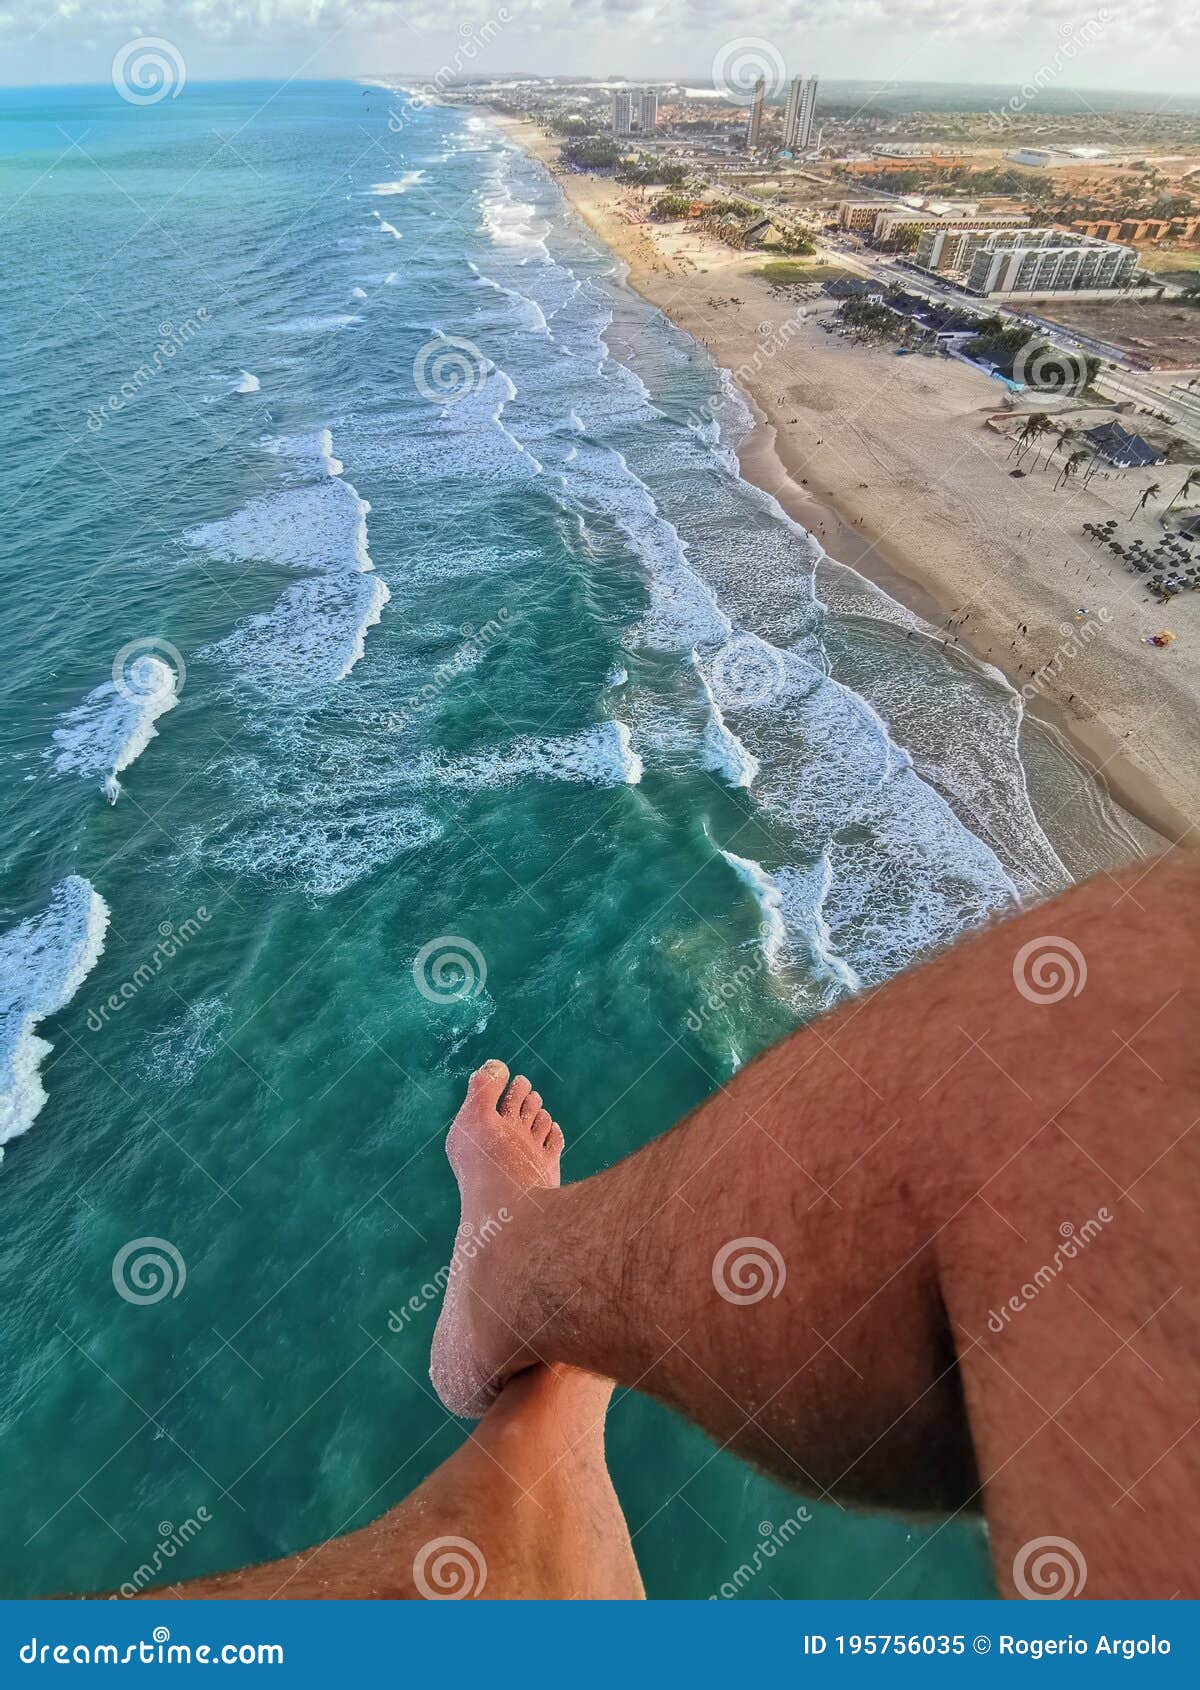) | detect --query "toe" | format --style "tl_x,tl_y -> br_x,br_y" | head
520,1090 -> 542,1127
532,1108 -> 552,1140
547,1122 -> 565,1154
500,1074 -> 532,1119
466,1059 -> 509,1112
